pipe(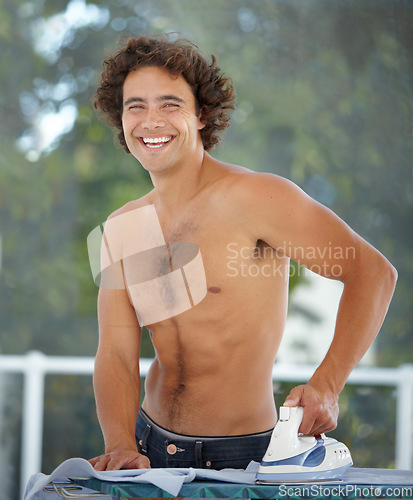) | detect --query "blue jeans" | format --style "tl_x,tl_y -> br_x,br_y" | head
135,408 -> 272,470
